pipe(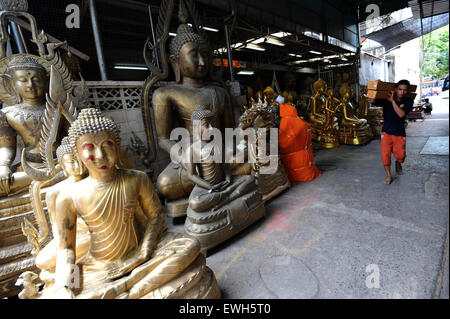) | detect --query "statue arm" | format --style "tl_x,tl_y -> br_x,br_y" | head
138,173 -> 164,258
184,145 -> 215,190
54,194 -> 77,298
152,89 -> 175,155
0,112 -> 17,193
